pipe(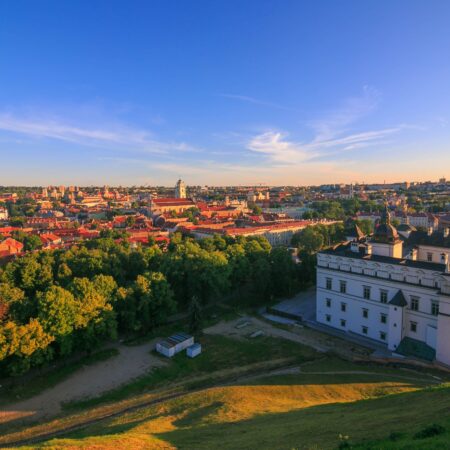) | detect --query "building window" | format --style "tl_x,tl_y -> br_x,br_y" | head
326,314 -> 331,322
380,290 -> 388,304
410,321 -> 417,333
427,252 -> 433,262
326,278 -> 332,290
340,280 -> 347,294
363,286 -> 371,300
326,298 -> 331,308
362,308 -> 369,319
410,297 -> 419,312
431,301 -> 439,316
340,302 -> 347,312
380,313 -> 387,324
362,326 -> 368,335
340,319 -> 346,327
380,331 -> 386,341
